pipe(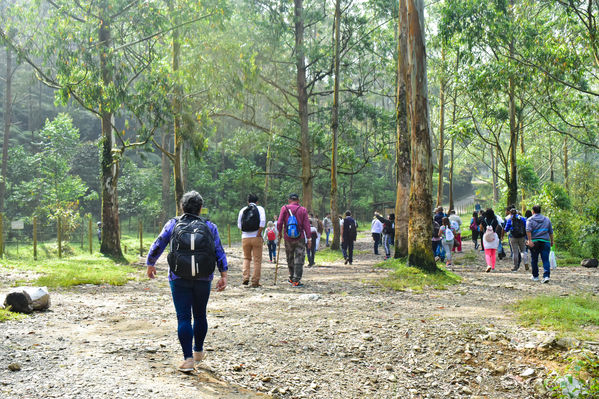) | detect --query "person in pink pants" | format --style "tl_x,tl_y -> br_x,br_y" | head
483,226 -> 499,272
